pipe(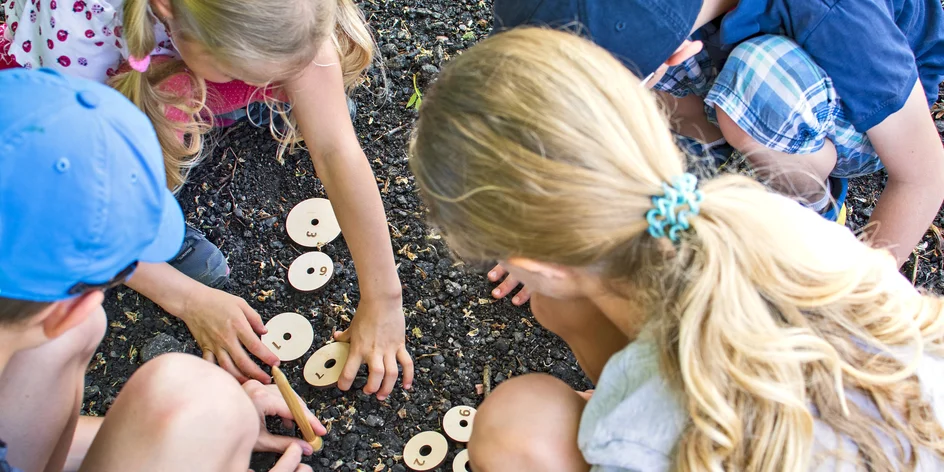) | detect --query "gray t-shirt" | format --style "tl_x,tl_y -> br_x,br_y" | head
578,325 -> 944,471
